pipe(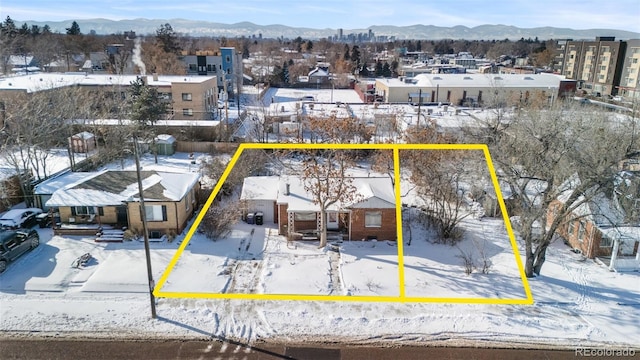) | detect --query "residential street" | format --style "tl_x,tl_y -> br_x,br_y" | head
0,339 -> 601,360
